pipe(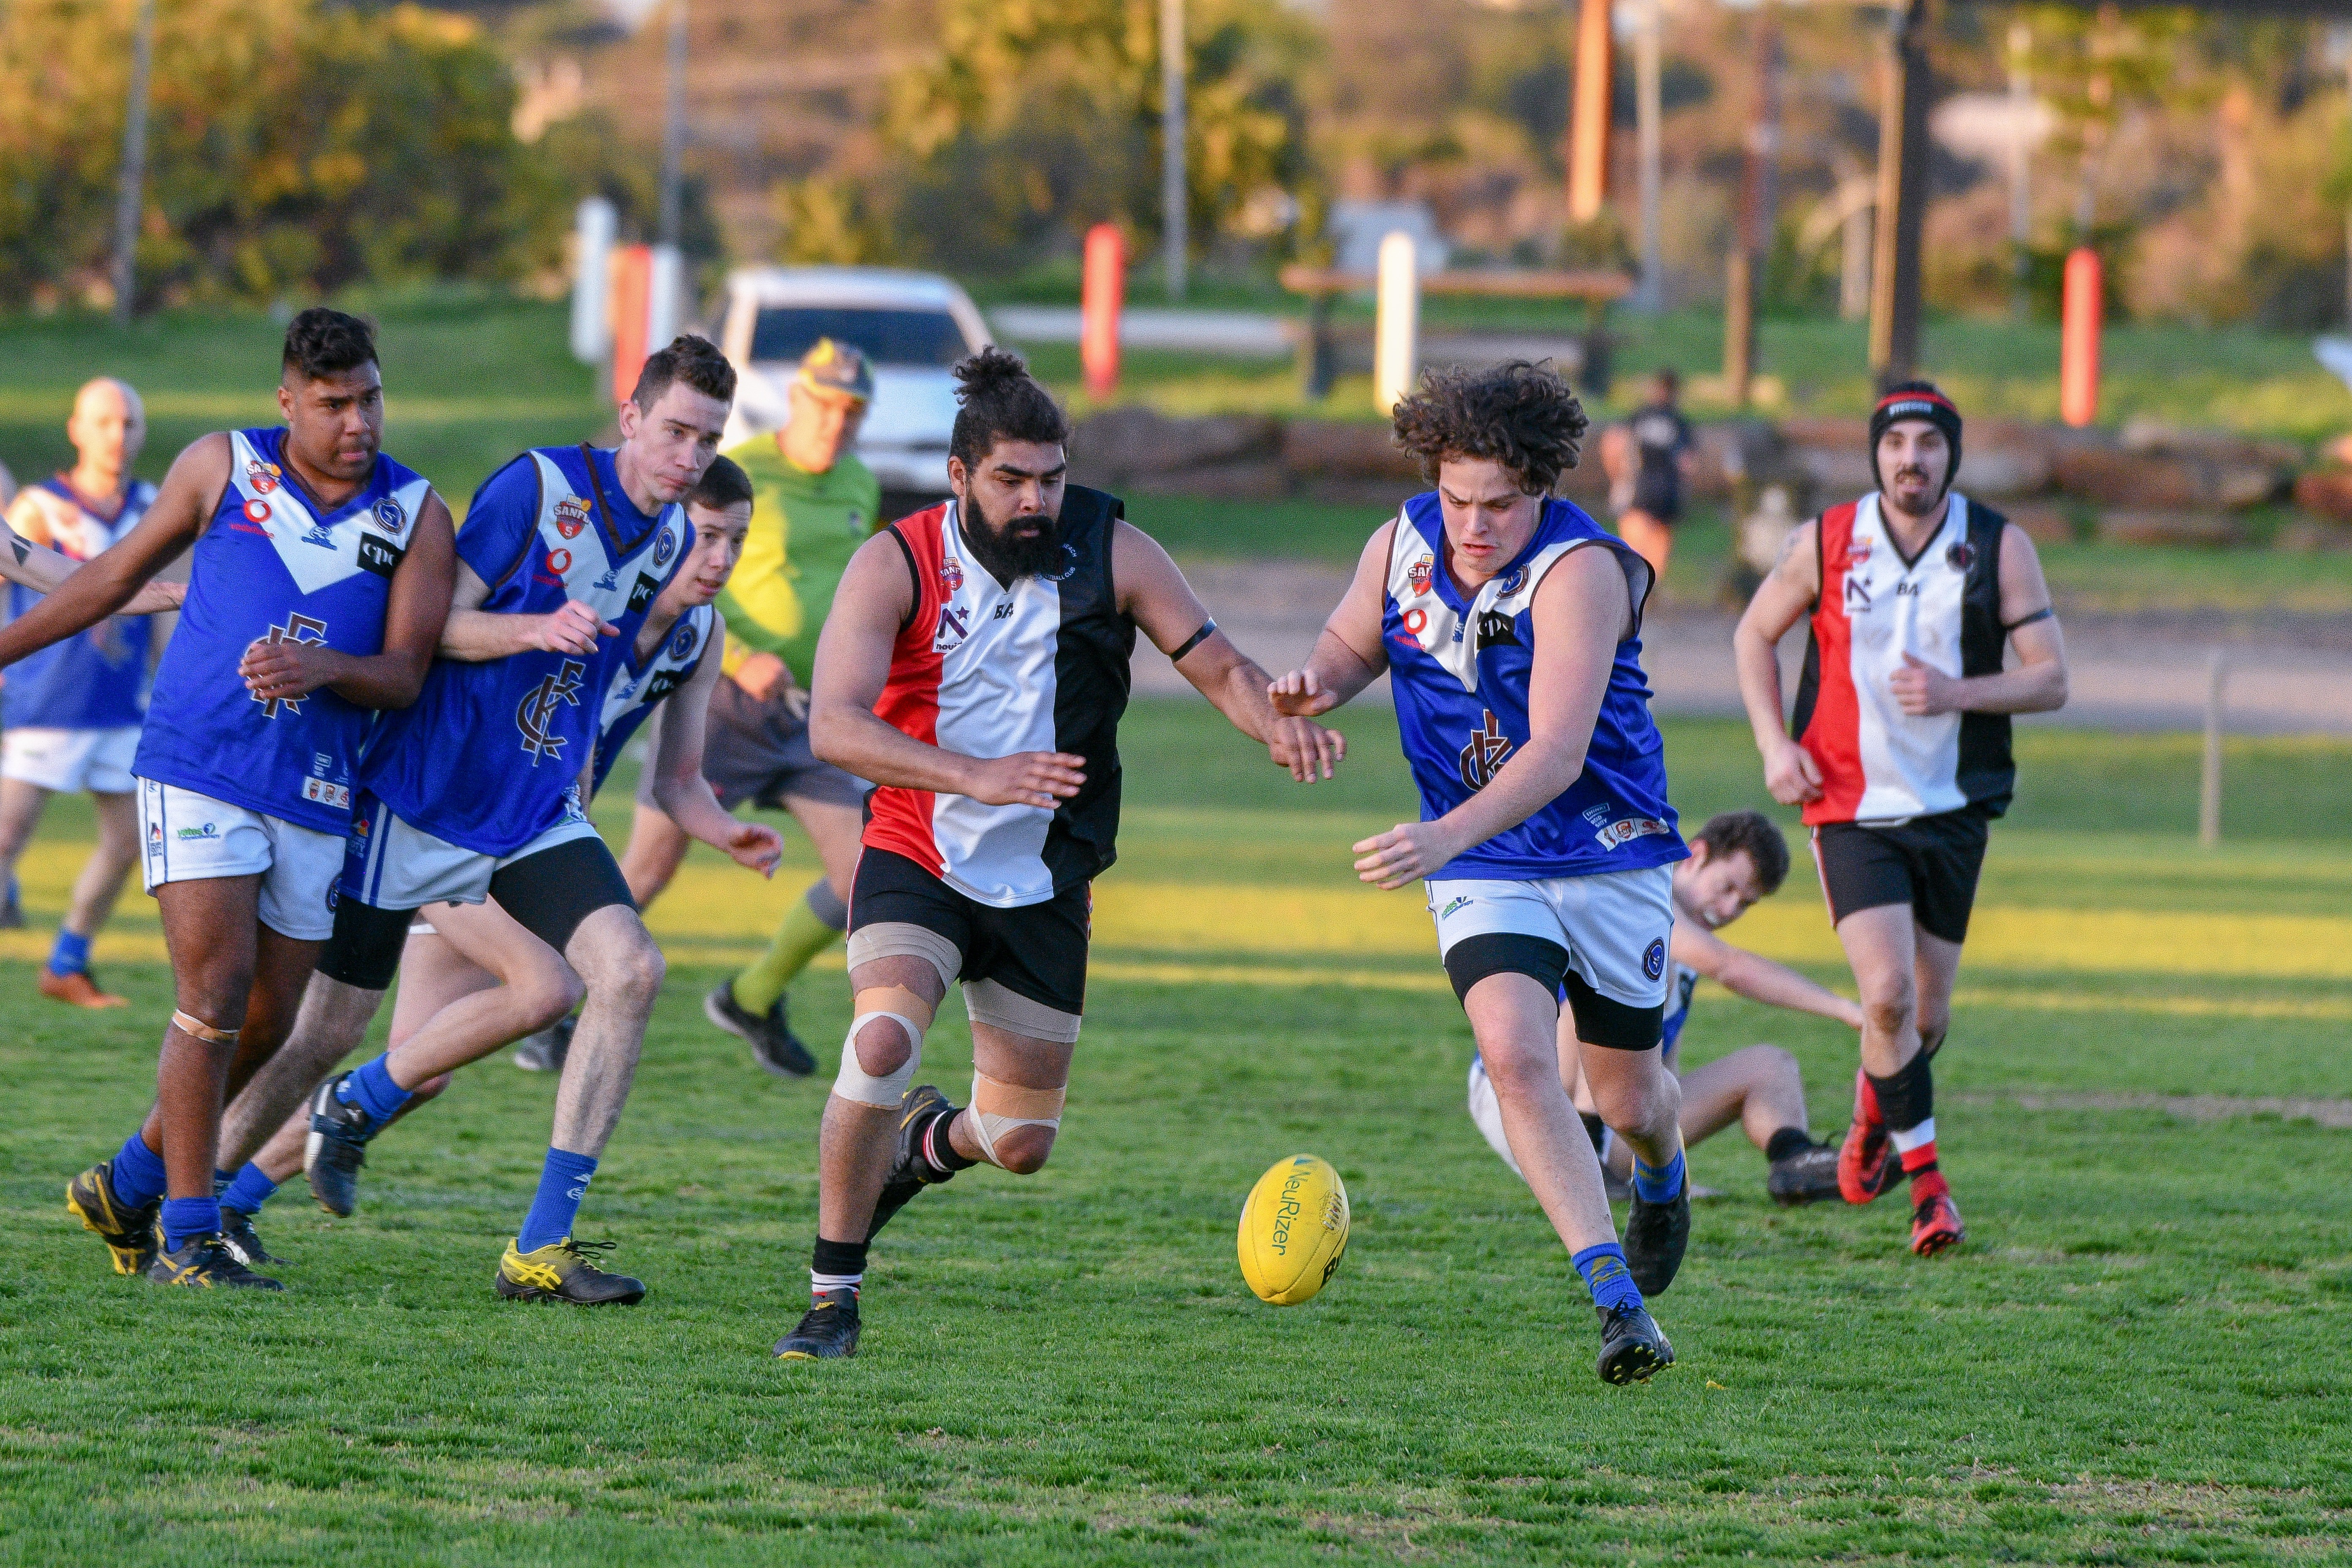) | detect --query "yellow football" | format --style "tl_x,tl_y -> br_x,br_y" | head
1236,1154 -> 1351,1305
